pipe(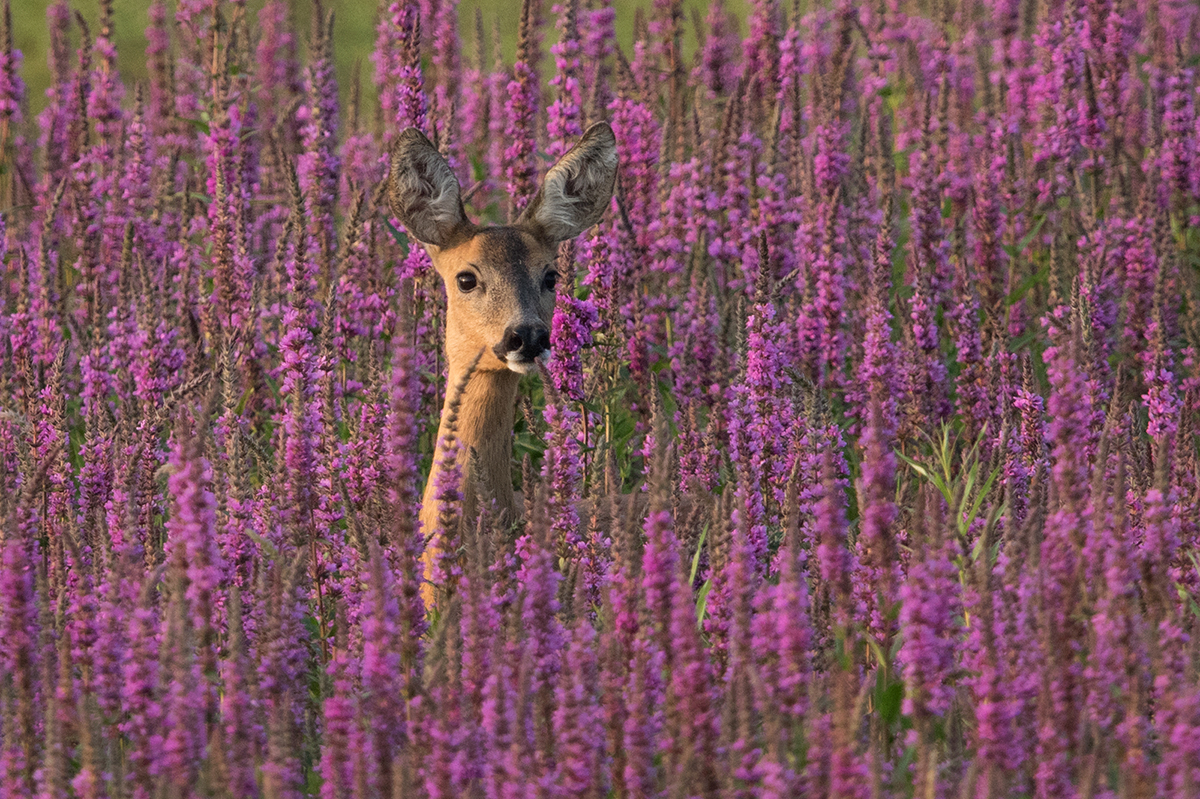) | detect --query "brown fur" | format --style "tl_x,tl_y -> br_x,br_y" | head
419,226 -> 558,540
387,123 -> 619,594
